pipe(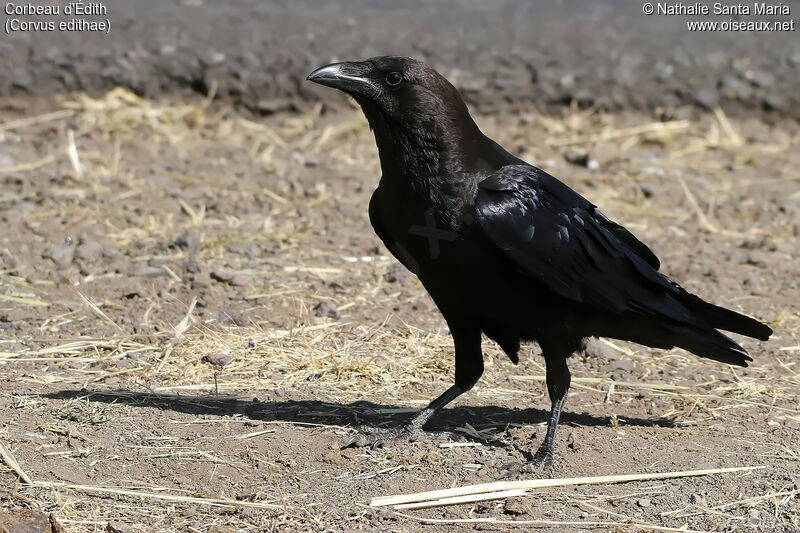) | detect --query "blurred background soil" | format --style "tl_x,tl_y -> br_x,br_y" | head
2,0 -> 800,118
